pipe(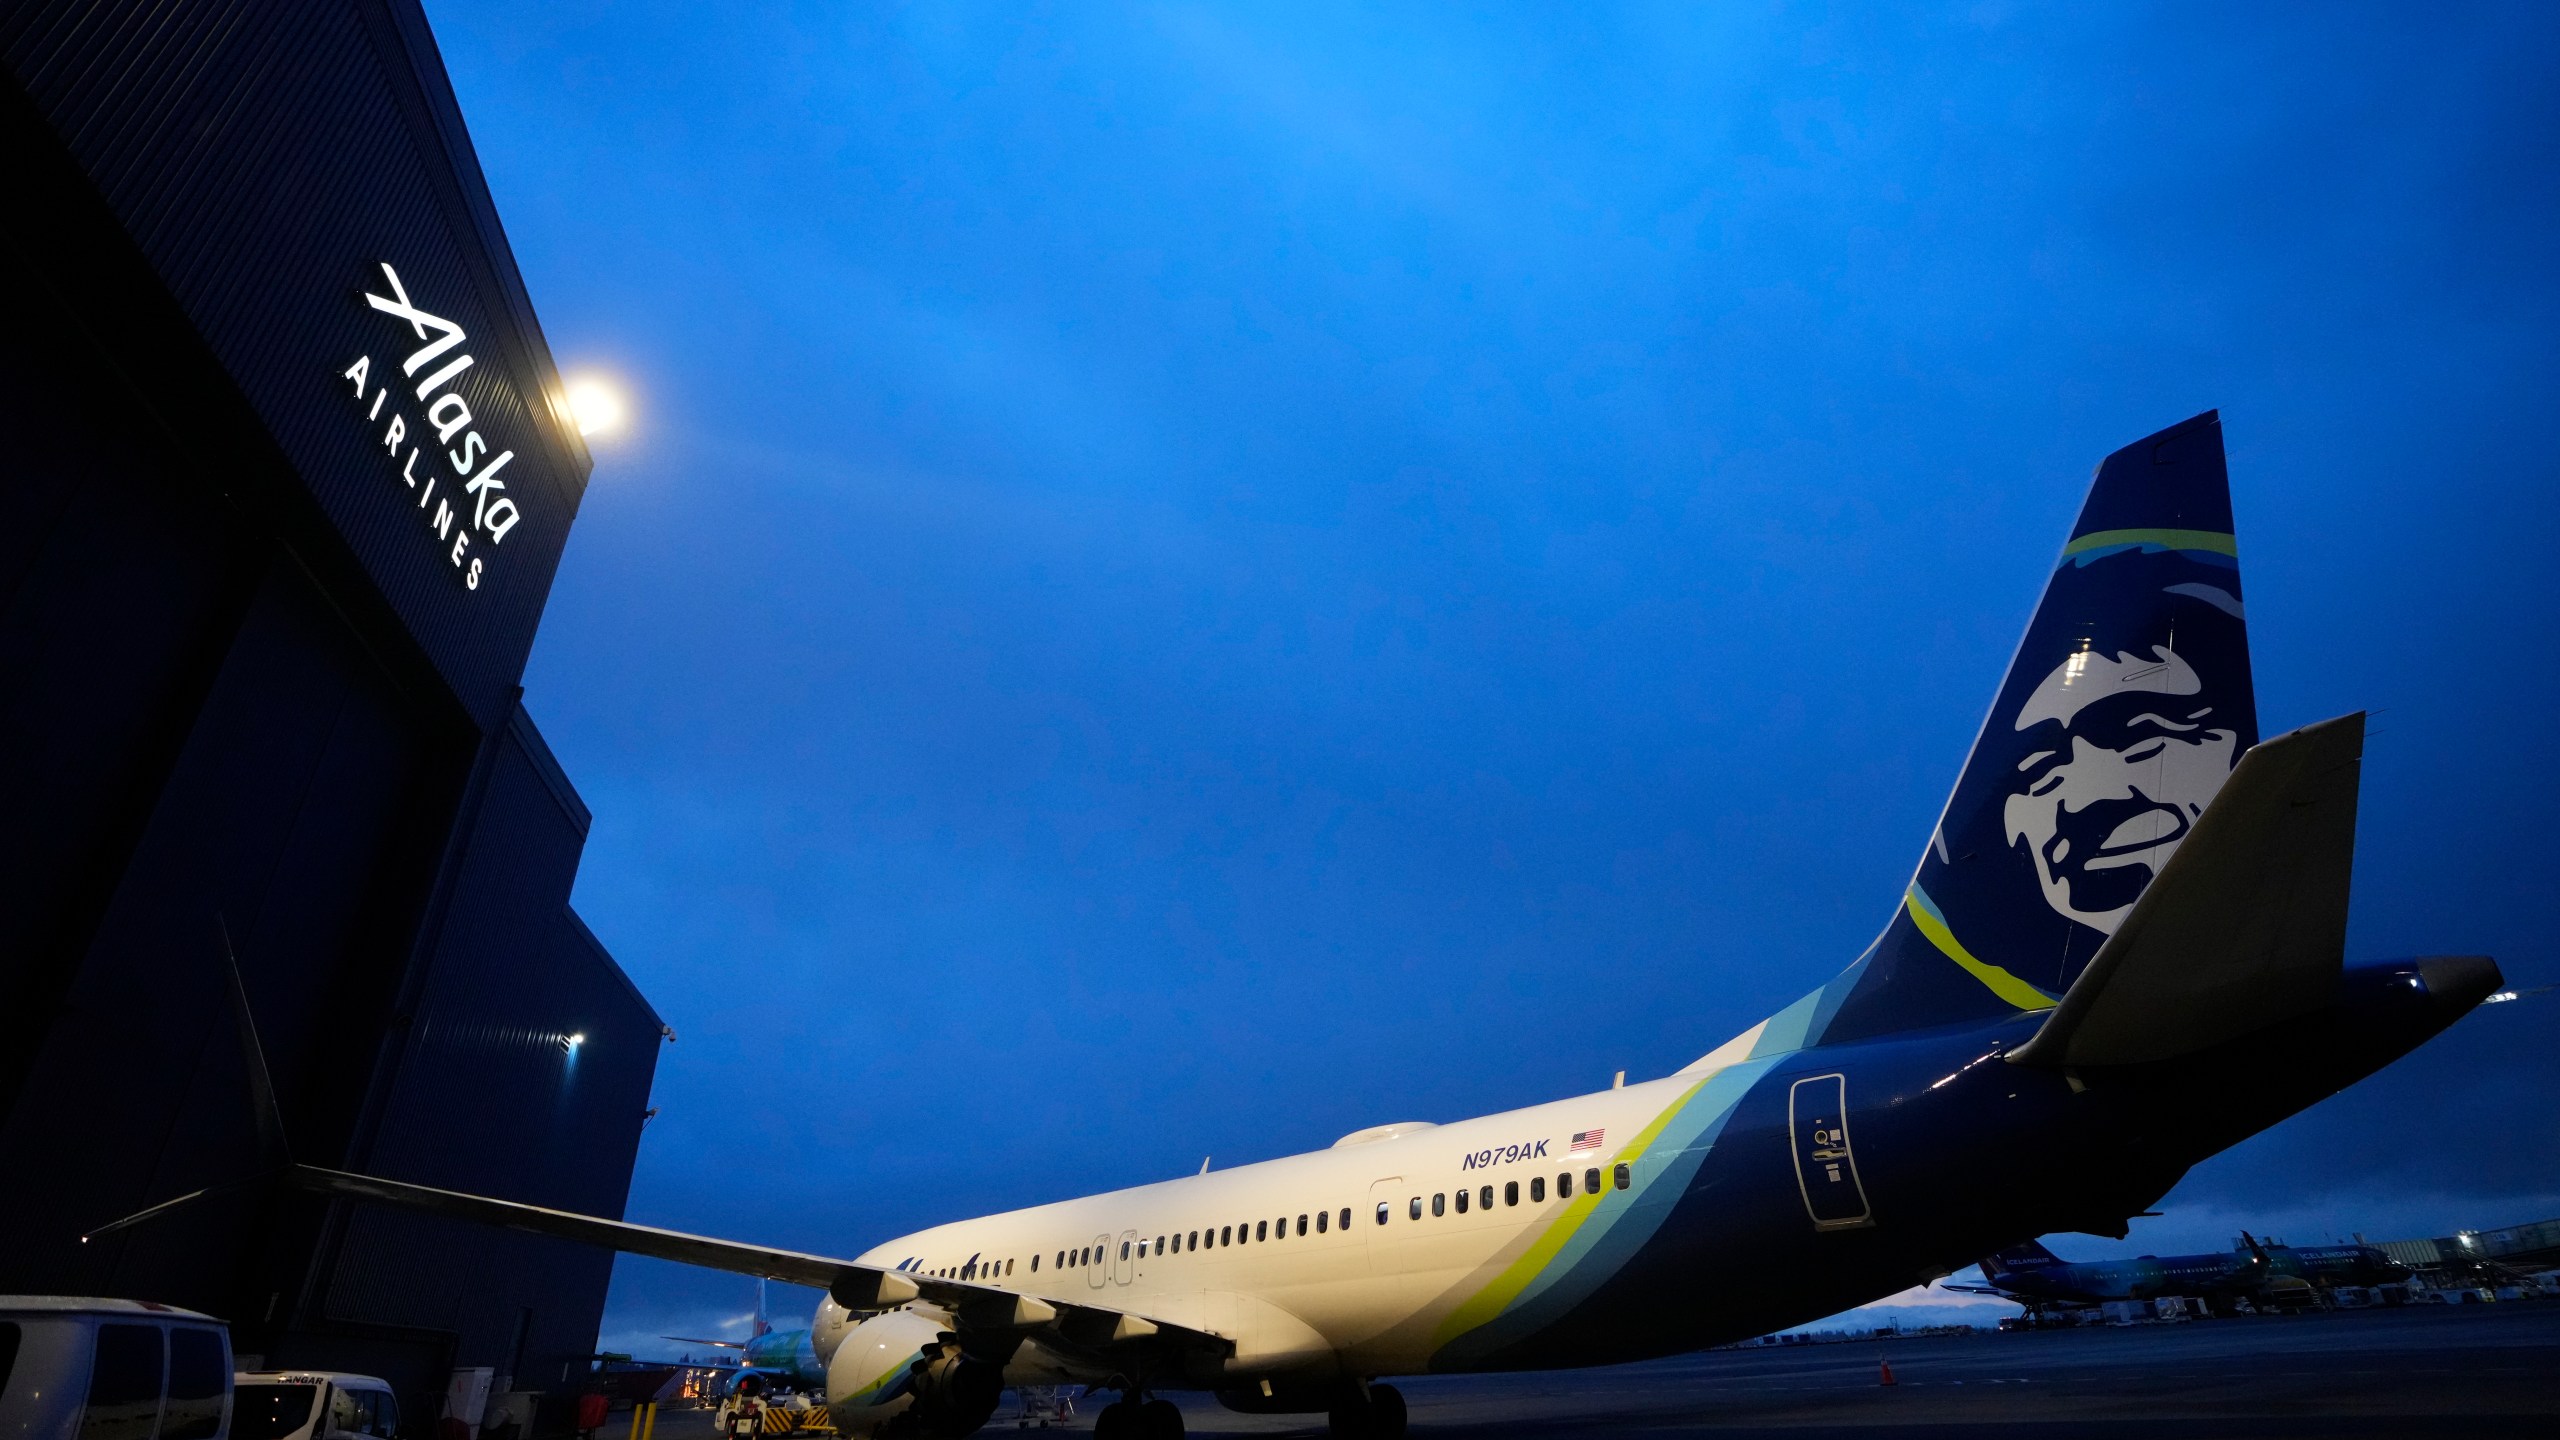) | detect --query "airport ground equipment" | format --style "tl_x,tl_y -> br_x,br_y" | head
230,1371 -> 401,1440
91,413 -> 2505,1439
1003,1387 -> 1076,1429
0,1297 -> 233,1440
